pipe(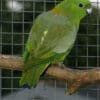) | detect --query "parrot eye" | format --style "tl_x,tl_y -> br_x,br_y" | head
79,3 -> 85,8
